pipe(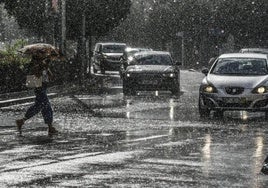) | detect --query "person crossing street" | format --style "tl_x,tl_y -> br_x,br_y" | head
16,54 -> 58,135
